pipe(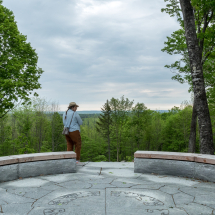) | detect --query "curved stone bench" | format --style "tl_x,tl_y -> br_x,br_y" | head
134,151 -> 215,182
0,152 -> 76,182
